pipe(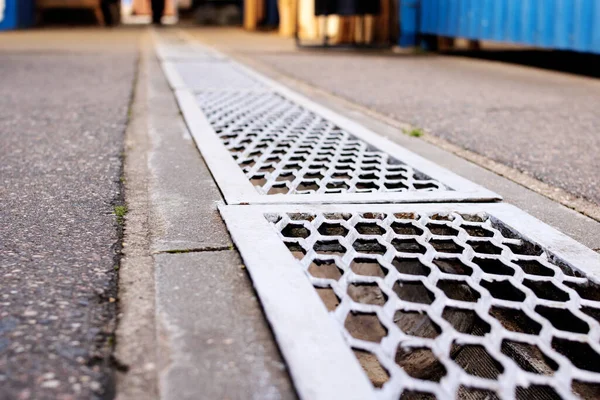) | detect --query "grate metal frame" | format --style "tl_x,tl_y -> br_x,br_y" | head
155,33 -> 501,205
219,203 -> 600,400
